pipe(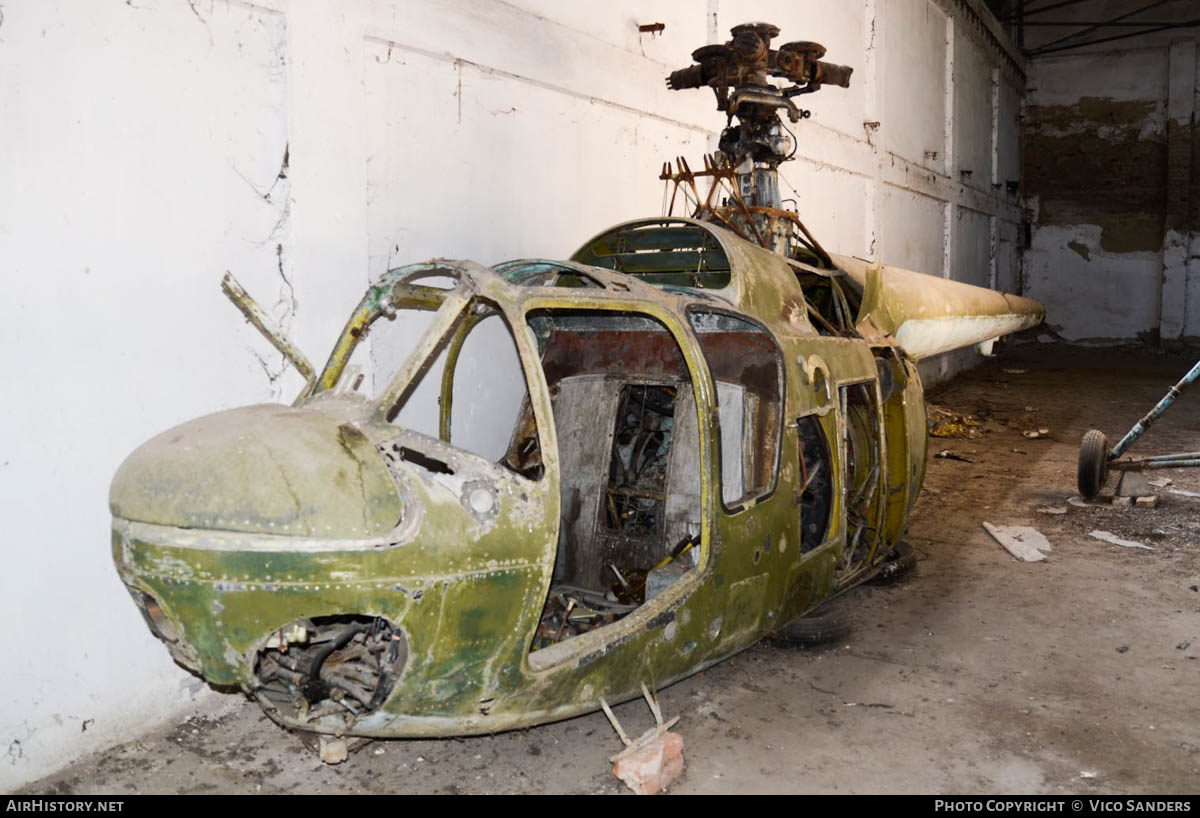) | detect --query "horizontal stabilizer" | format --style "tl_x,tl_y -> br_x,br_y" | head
833,254 -> 1045,359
